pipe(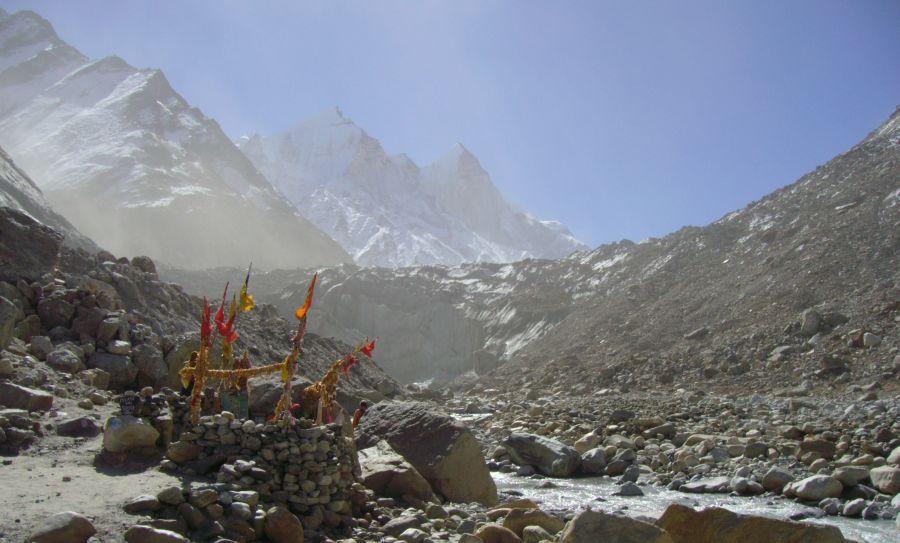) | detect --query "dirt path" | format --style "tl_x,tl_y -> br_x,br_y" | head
0,432 -> 182,542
